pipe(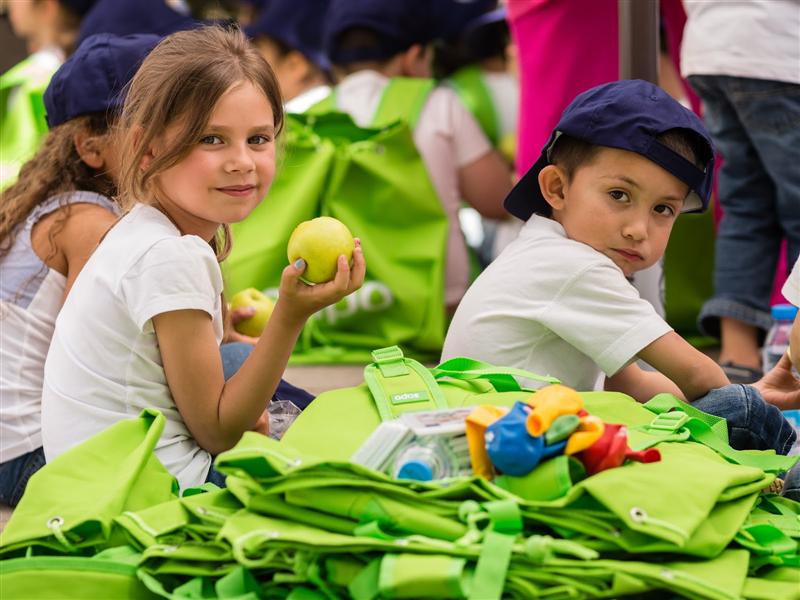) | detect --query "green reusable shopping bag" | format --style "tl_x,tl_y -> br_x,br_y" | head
223,78 -> 449,364
281,346 -> 558,459
0,546 -> 159,600
0,409 -> 178,557
0,53 -> 56,190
